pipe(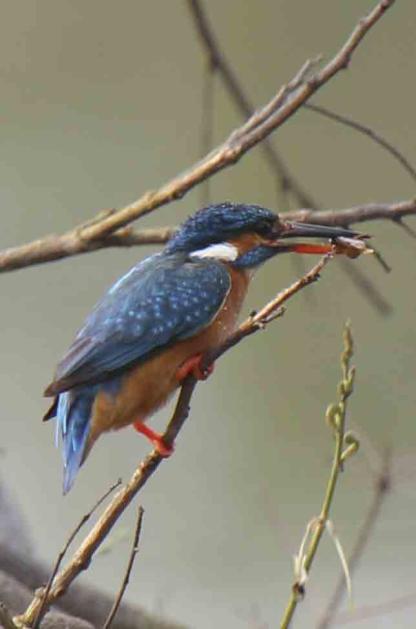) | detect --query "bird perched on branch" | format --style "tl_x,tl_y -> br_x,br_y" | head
44,202 -> 366,493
